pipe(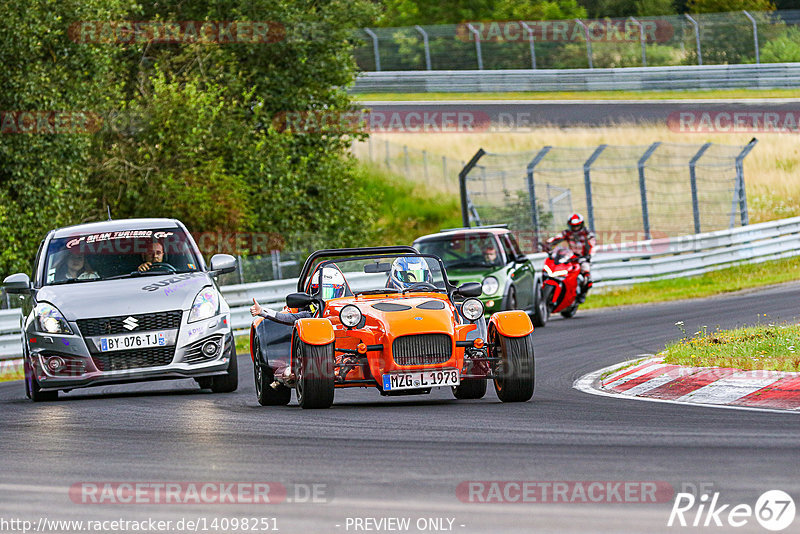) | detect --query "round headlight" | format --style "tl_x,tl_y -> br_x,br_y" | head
462,298 -> 484,321
339,305 -> 362,328
481,276 -> 499,296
